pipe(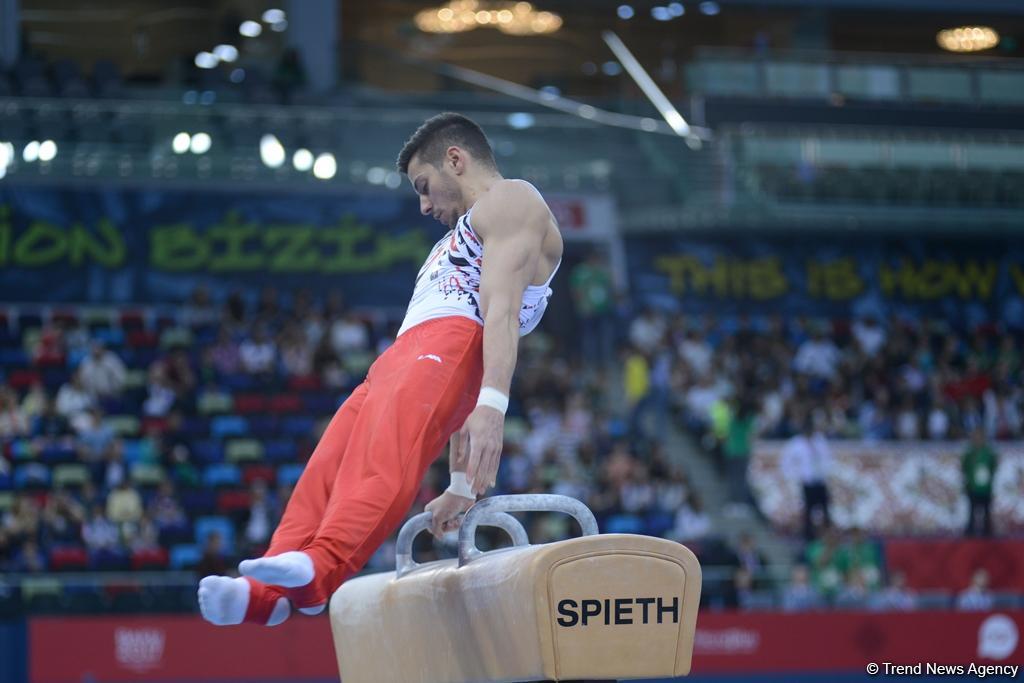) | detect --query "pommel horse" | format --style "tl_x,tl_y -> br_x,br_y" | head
330,494 -> 701,683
